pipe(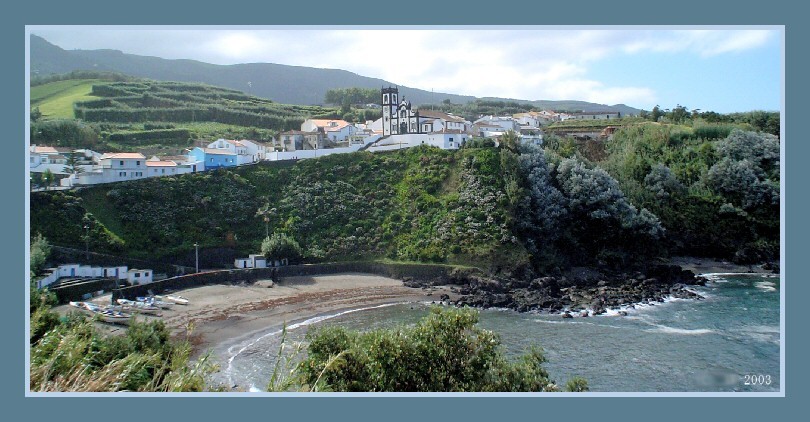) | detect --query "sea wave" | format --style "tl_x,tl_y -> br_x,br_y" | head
646,324 -> 714,335
754,281 -> 777,292
224,302 -> 402,386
